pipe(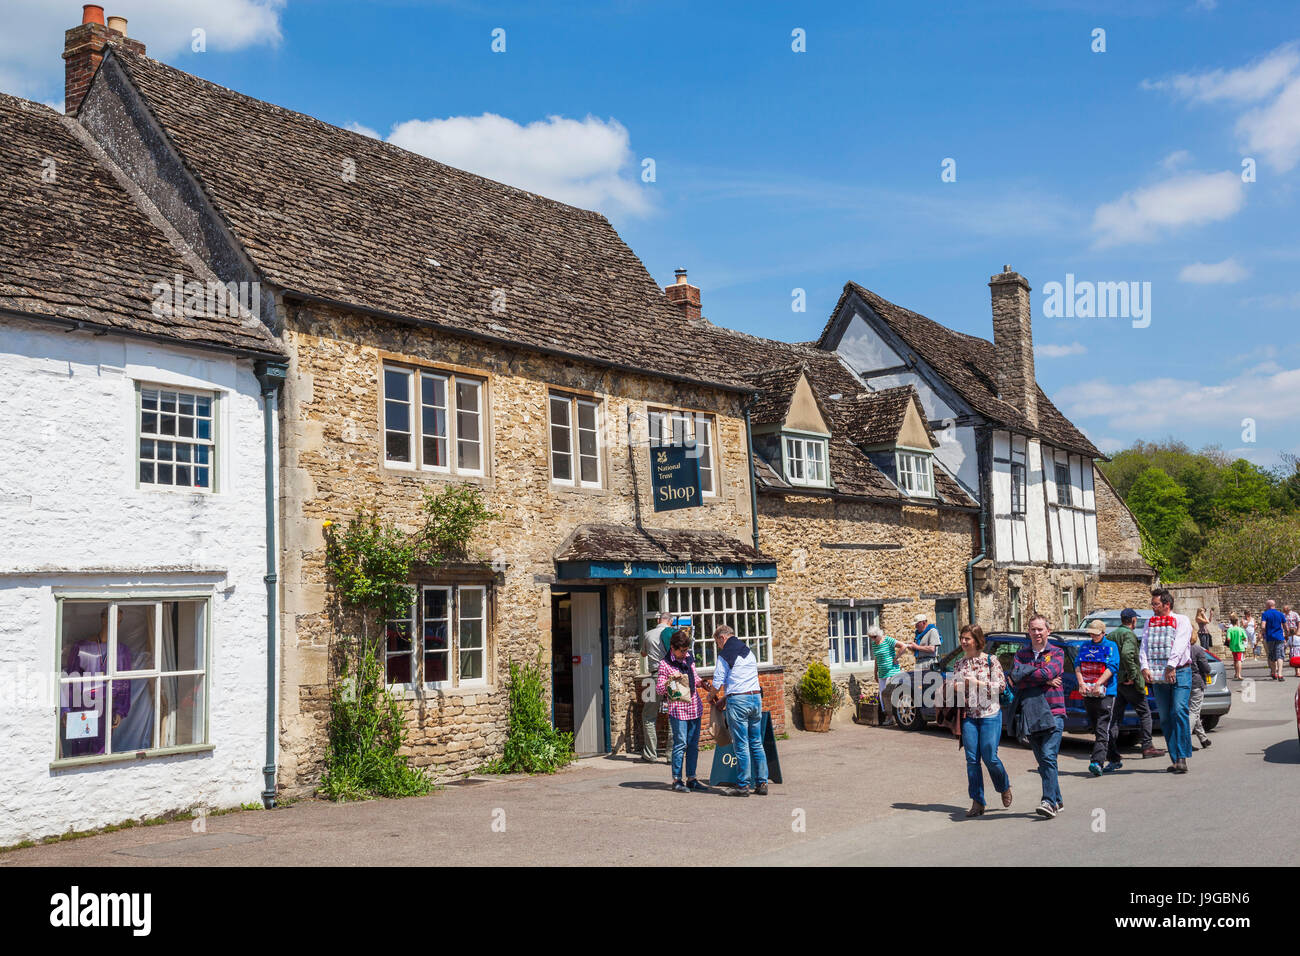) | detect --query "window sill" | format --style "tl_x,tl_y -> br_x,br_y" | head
381,464 -> 492,485
50,743 -> 214,770
388,684 -> 496,700
549,481 -> 609,496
